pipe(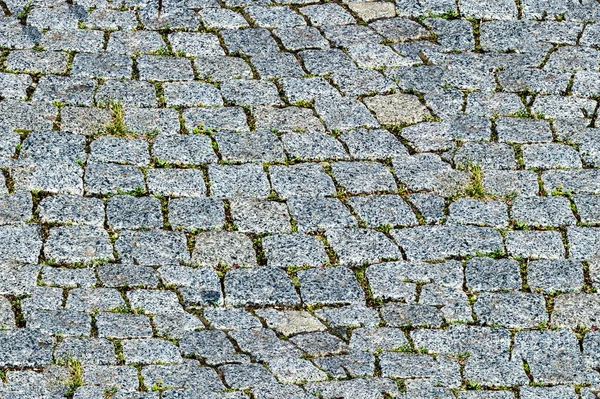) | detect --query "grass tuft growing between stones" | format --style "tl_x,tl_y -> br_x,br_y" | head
63,356 -> 84,396
102,101 -> 134,138
463,162 -> 486,199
